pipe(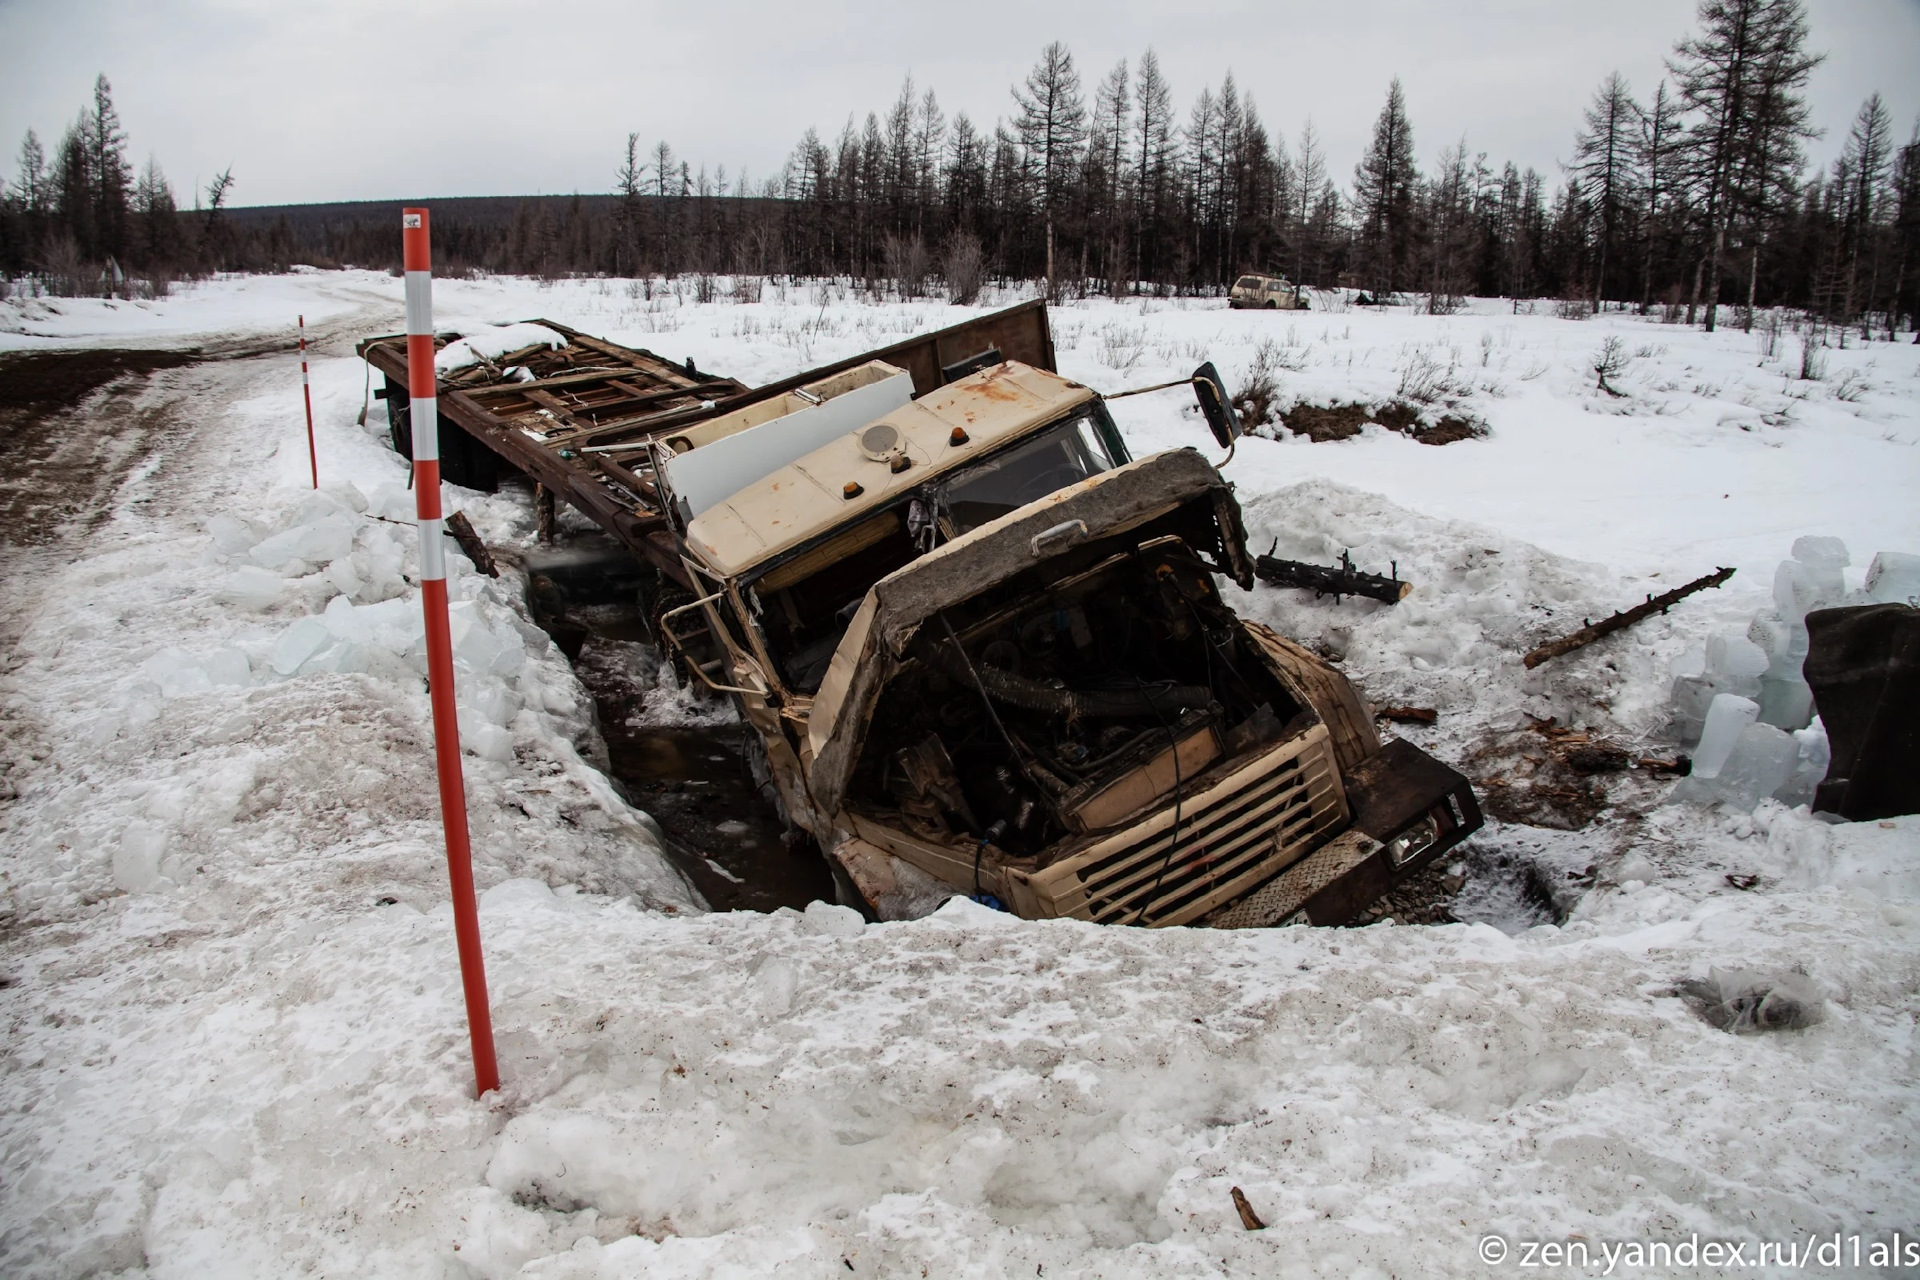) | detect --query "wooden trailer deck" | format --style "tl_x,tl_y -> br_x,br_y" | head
356,301 -> 1057,587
